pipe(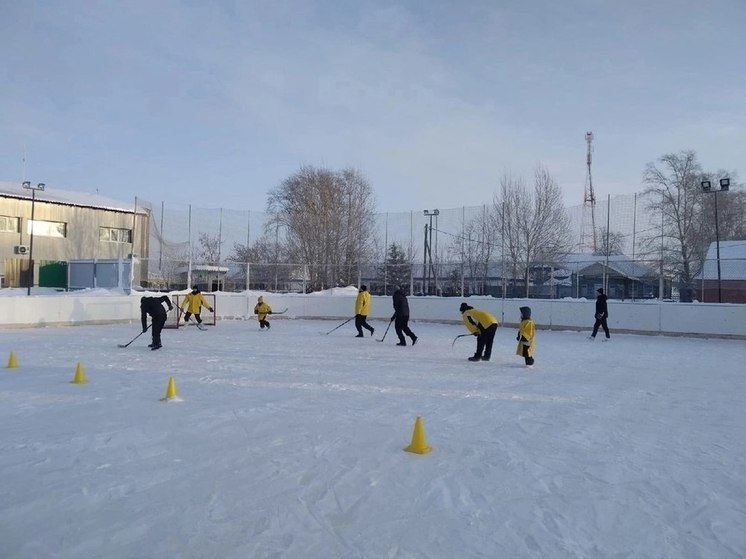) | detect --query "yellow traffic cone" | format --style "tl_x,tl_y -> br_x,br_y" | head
161,376 -> 178,401
404,416 -> 432,454
7,351 -> 18,369
71,362 -> 88,384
